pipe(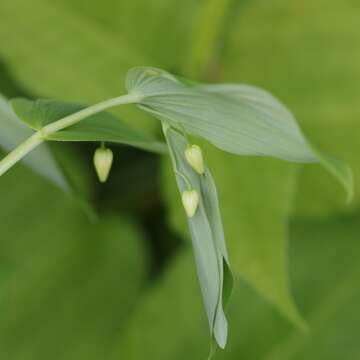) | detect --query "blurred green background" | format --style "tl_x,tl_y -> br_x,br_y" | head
0,0 -> 359,359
